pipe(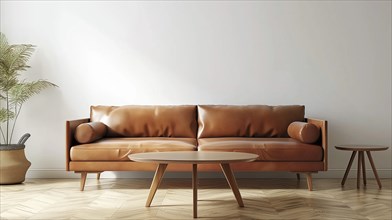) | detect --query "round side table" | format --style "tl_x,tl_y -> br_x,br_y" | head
335,145 -> 389,189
